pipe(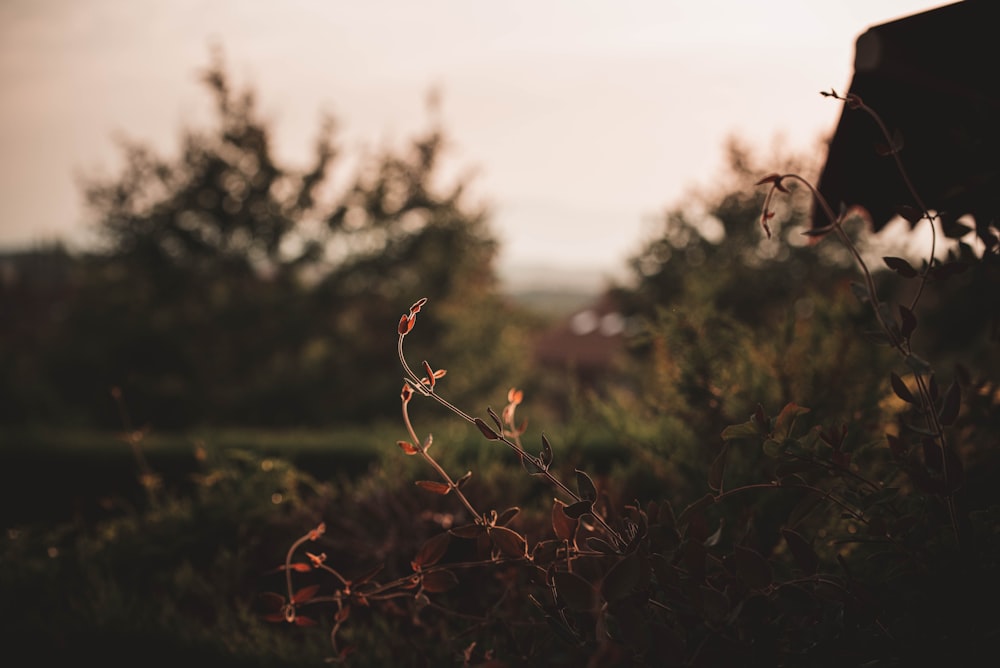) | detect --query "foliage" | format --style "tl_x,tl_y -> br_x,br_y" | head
0,50 -> 526,430
265,93 -> 1000,666
1,434 -> 340,666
